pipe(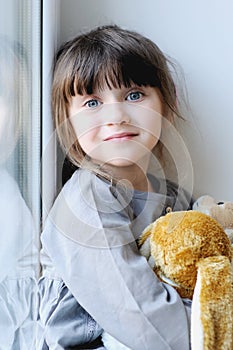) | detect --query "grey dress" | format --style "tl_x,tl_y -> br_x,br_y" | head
39,169 -> 192,350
